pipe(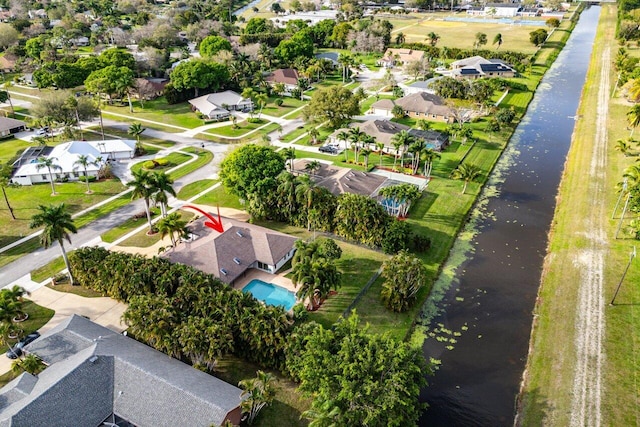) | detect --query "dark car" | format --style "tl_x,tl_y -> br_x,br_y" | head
6,332 -> 40,359
319,145 -> 338,154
